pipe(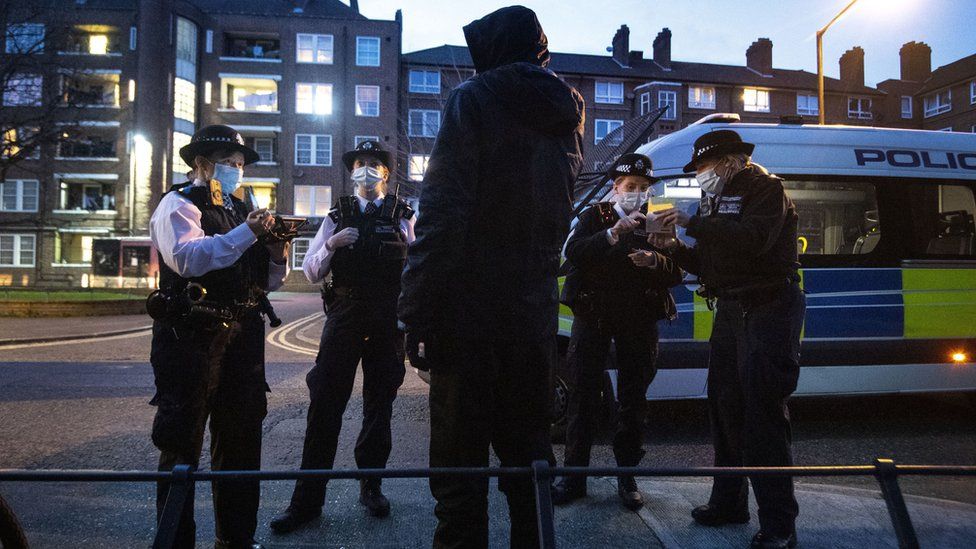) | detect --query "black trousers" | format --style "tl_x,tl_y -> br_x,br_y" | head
428,335 -> 555,549
706,284 -> 805,538
289,295 -> 406,510
150,312 -> 269,548
564,314 -> 658,468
